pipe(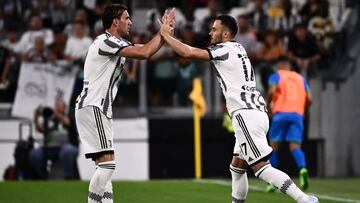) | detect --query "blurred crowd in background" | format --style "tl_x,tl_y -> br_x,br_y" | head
0,0 -> 349,108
